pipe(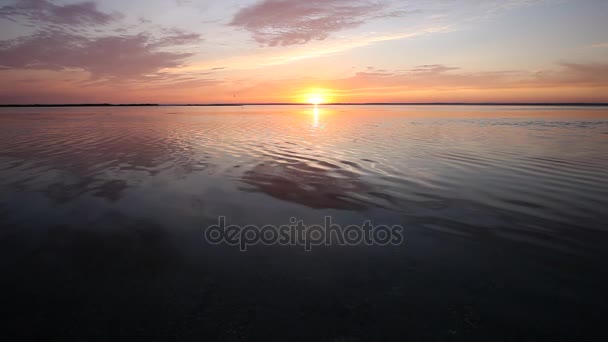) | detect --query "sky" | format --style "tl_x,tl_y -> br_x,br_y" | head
0,0 -> 607,104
